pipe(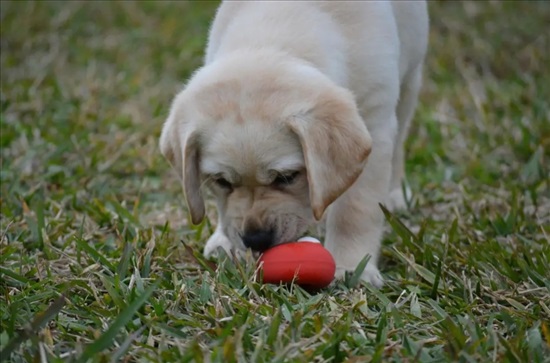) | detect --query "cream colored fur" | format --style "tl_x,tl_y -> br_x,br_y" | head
160,1 -> 429,286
